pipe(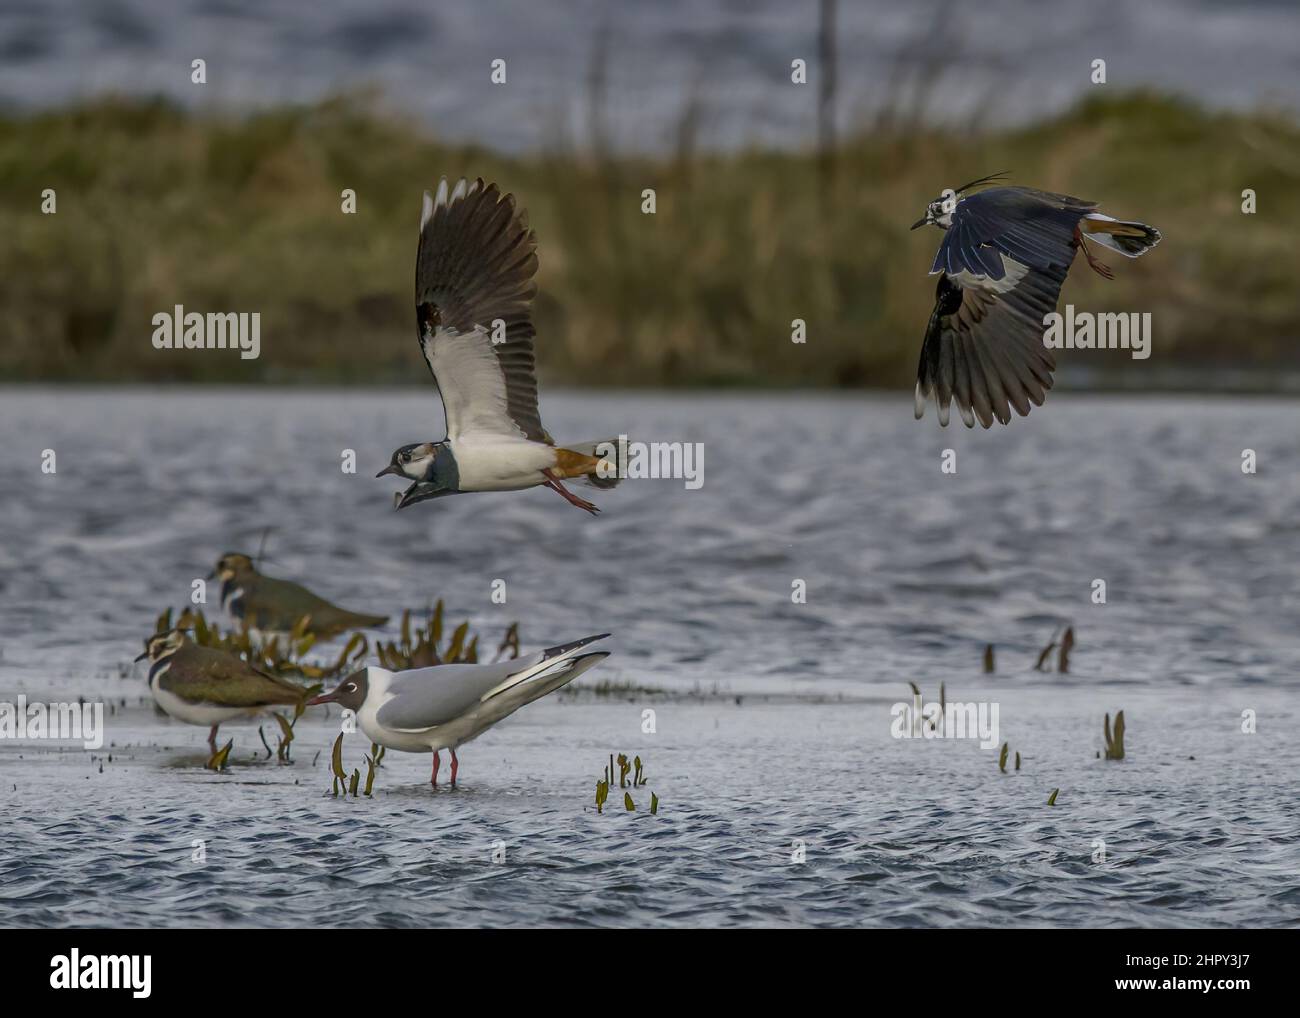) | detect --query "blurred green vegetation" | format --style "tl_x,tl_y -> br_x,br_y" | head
1,91 -> 1297,387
